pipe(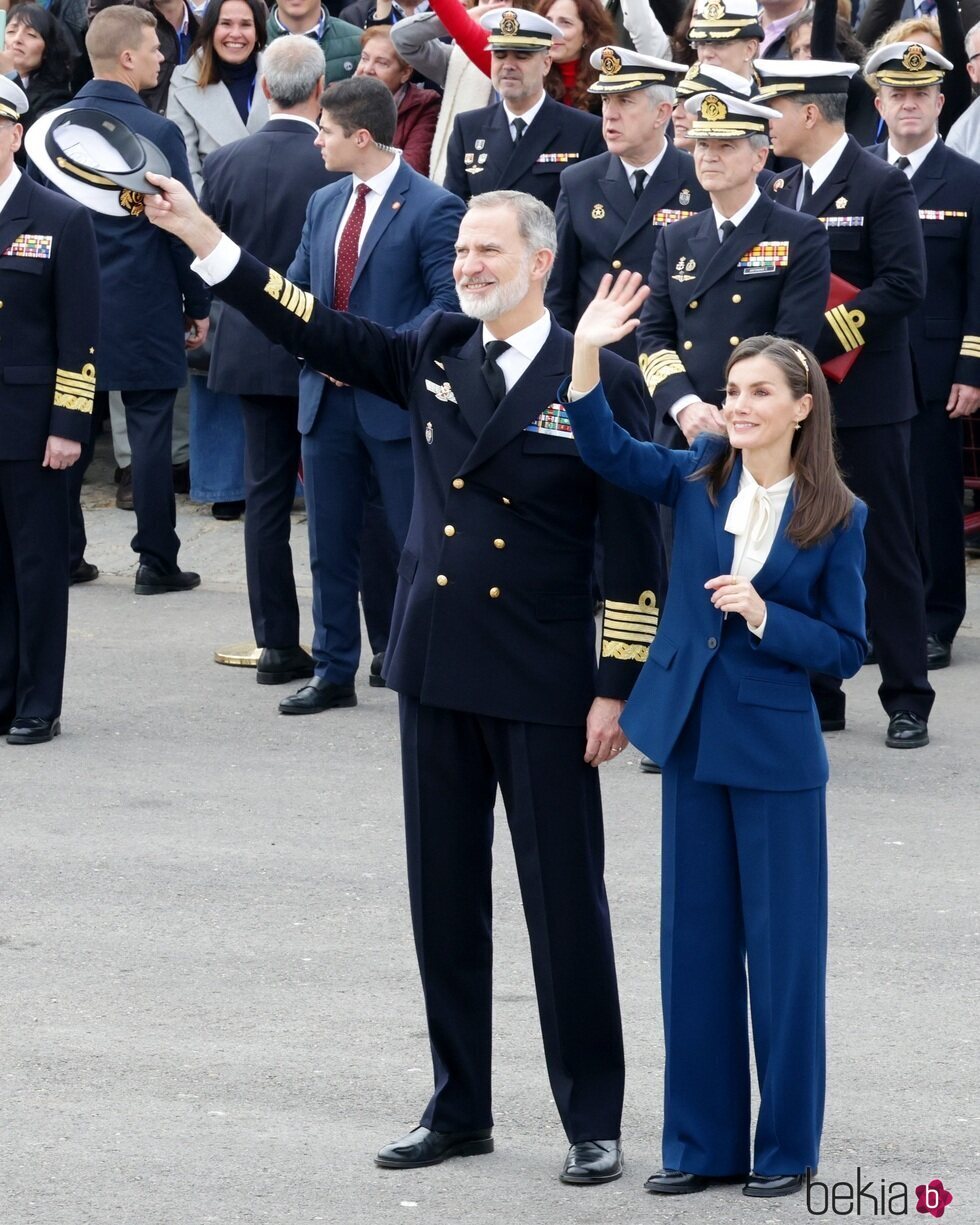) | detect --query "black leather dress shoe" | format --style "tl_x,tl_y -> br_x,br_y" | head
116,466 -> 134,511
374,1126 -> 493,1169
743,1172 -> 806,1197
134,565 -> 201,595
278,677 -> 356,715
172,462 -> 190,495
926,634 -> 951,670
212,500 -> 246,521
560,1139 -> 623,1184
820,715 -> 846,733
7,717 -> 61,745
369,651 -> 386,688
256,647 -> 314,686
644,1169 -> 746,1195
70,560 -> 99,585
886,710 -> 929,749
